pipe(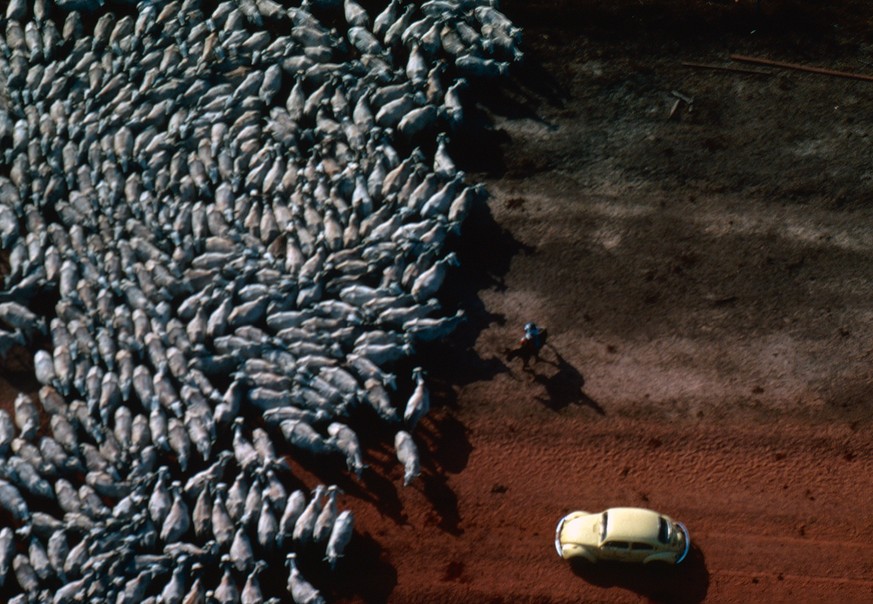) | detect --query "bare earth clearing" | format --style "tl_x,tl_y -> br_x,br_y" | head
3,1 -> 873,603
